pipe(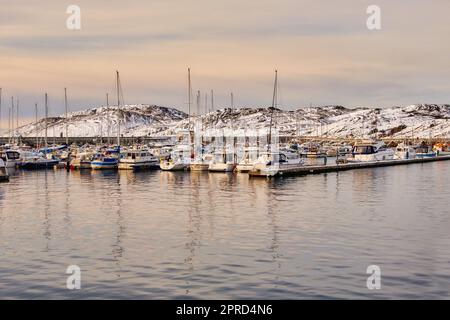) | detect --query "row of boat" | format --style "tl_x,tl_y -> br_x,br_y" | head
1,141 -> 449,177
